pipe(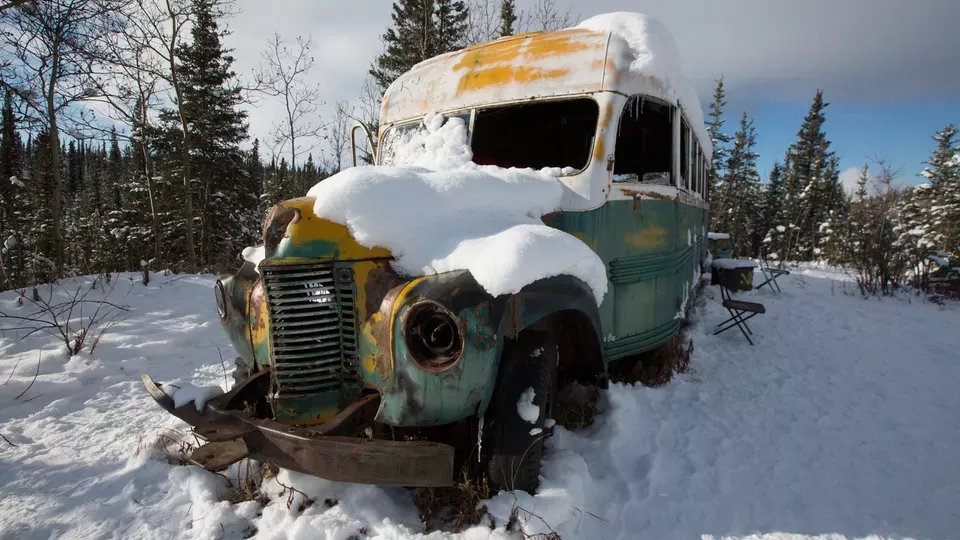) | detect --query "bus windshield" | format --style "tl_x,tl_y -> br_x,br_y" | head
471,98 -> 598,171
